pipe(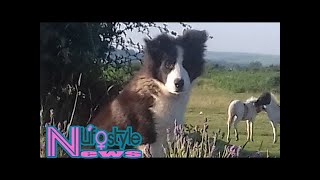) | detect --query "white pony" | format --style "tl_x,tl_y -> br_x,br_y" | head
254,92 -> 280,143
227,97 -> 263,142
